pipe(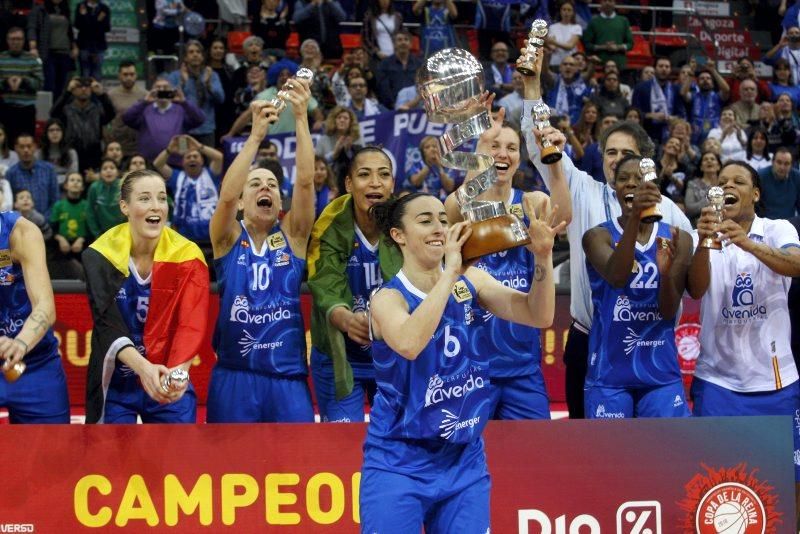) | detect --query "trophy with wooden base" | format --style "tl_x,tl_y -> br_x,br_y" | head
639,158 -> 663,223
416,48 -> 530,261
3,361 -> 25,382
700,186 -> 725,249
